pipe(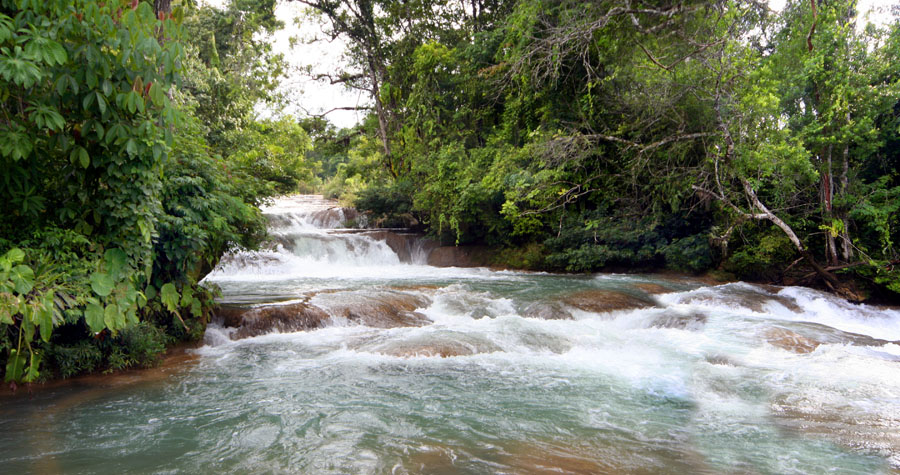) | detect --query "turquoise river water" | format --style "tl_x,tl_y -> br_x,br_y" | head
1,195 -> 899,474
